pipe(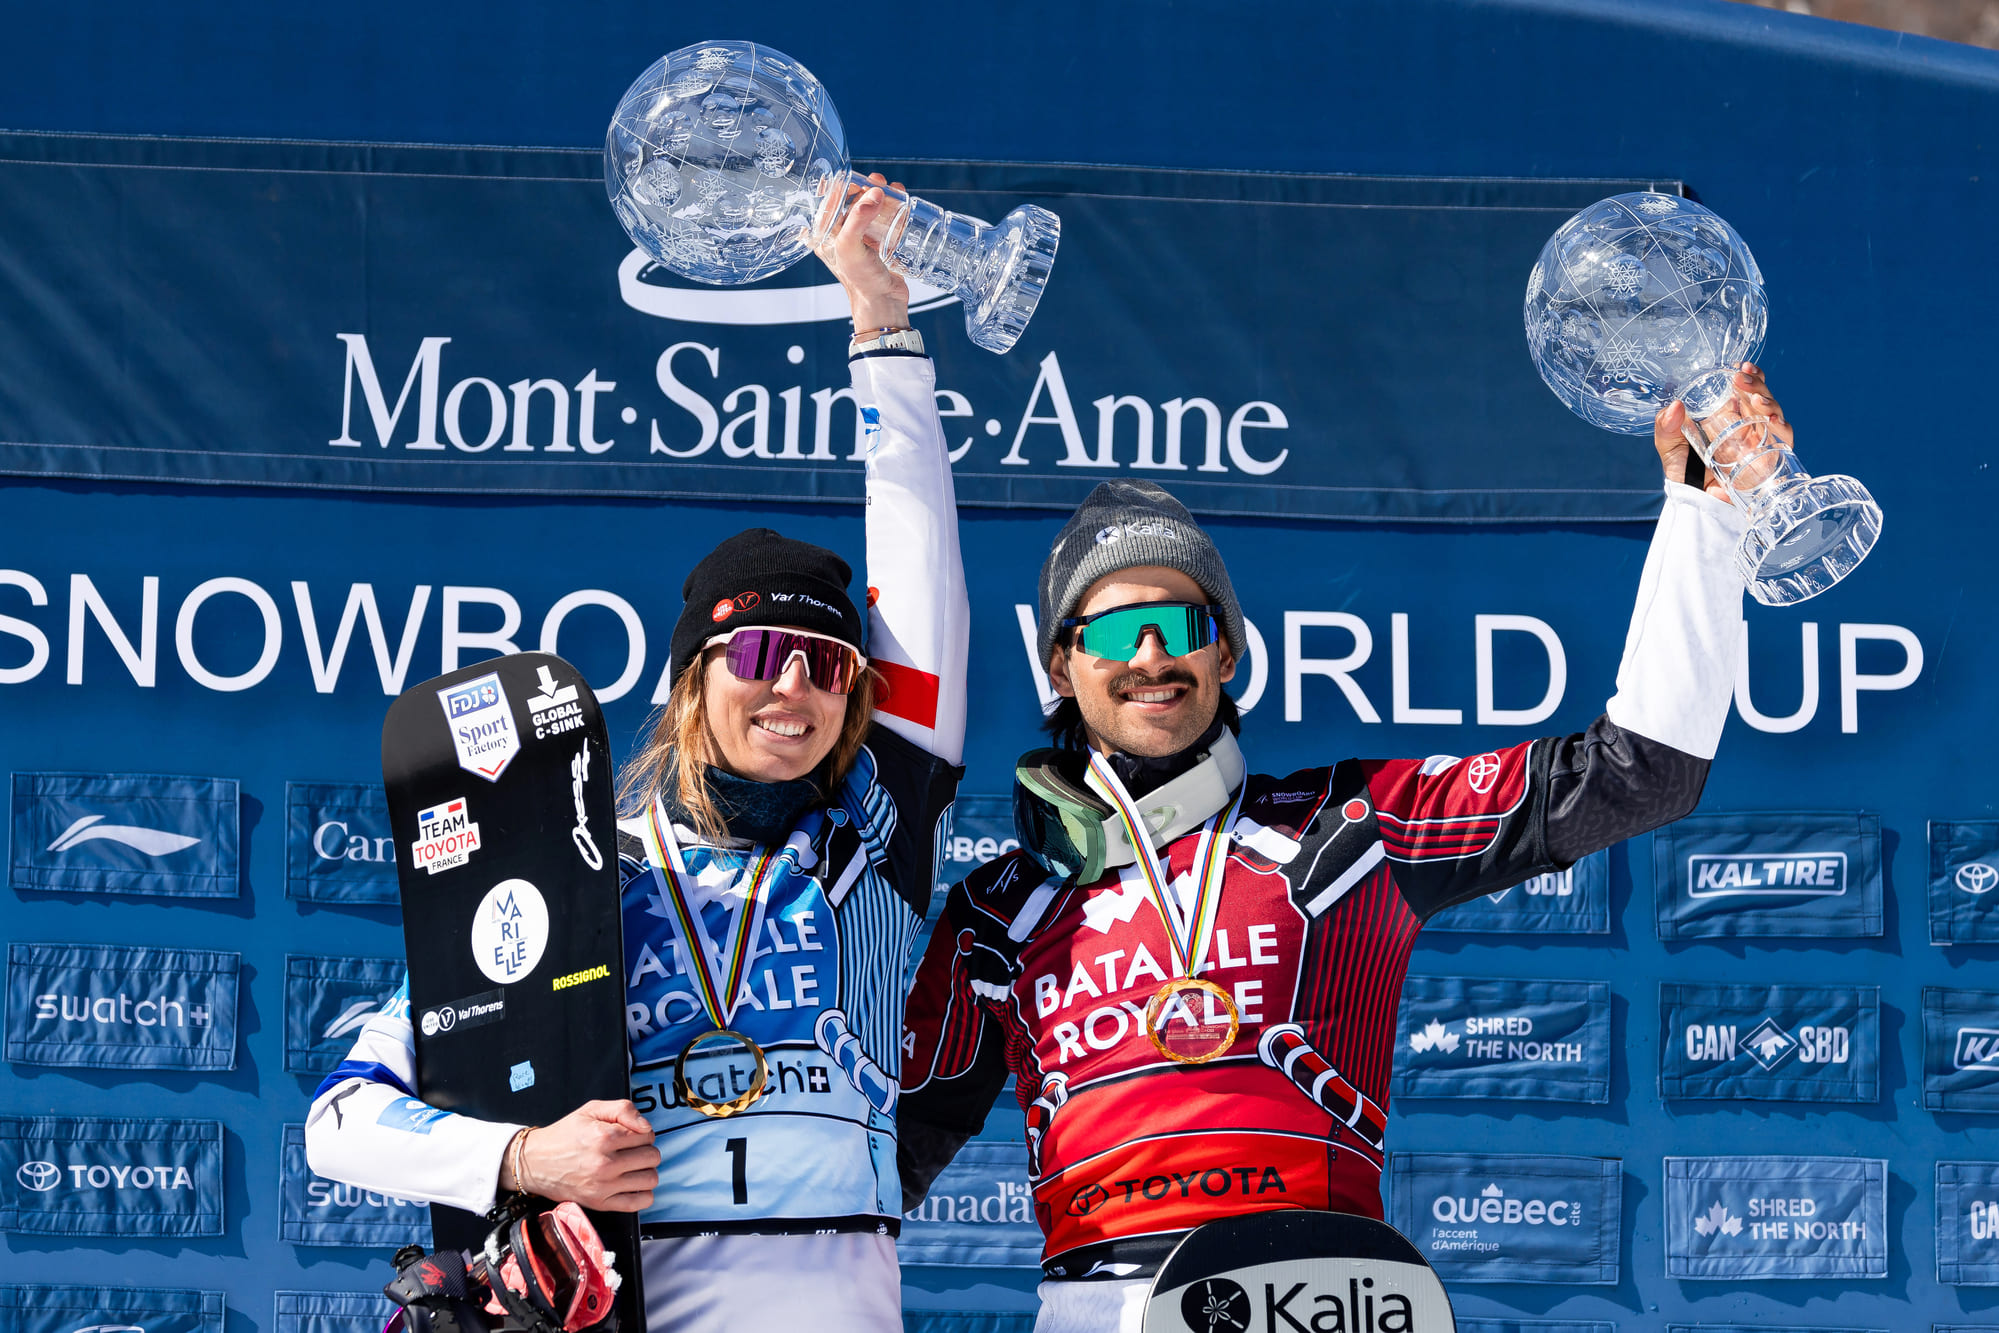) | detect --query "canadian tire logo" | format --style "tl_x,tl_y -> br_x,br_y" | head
1068,1182 -> 1109,1216
17,1160 -> 61,1191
